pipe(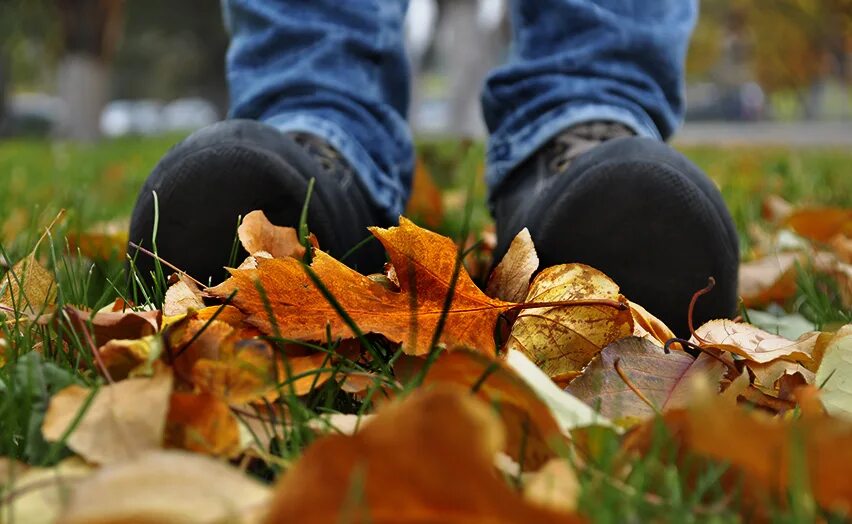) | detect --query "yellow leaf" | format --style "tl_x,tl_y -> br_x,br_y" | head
60,450 -> 270,524
507,264 -> 633,380
0,458 -> 93,524
1,255 -> 56,314
42,371 -> 173,464
523,458 -> 580,514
